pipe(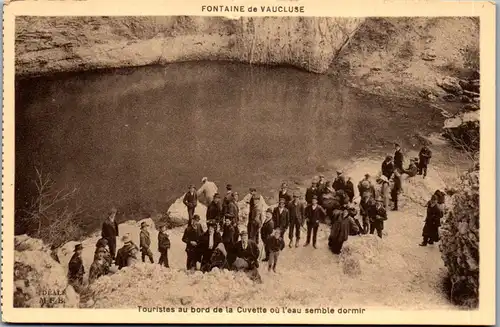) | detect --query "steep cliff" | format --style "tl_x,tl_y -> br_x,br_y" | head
15,16 -> 363,76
